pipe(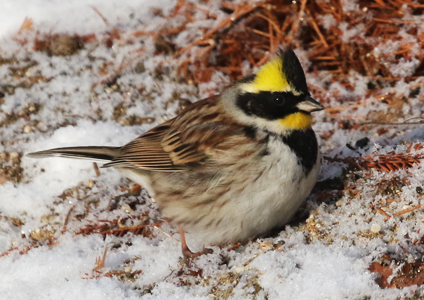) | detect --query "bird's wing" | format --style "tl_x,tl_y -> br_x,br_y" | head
104,118 -> 181,171
104,96 -> 216,171
105,96 -> 263,172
